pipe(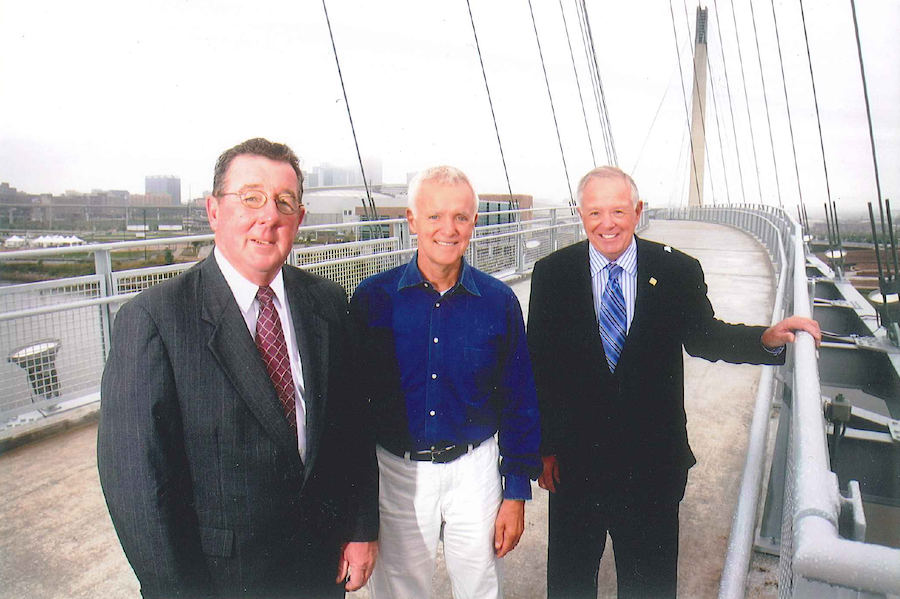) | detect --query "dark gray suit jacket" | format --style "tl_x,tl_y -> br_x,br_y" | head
97,255 -> 377,599
527,238 -> 785,494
